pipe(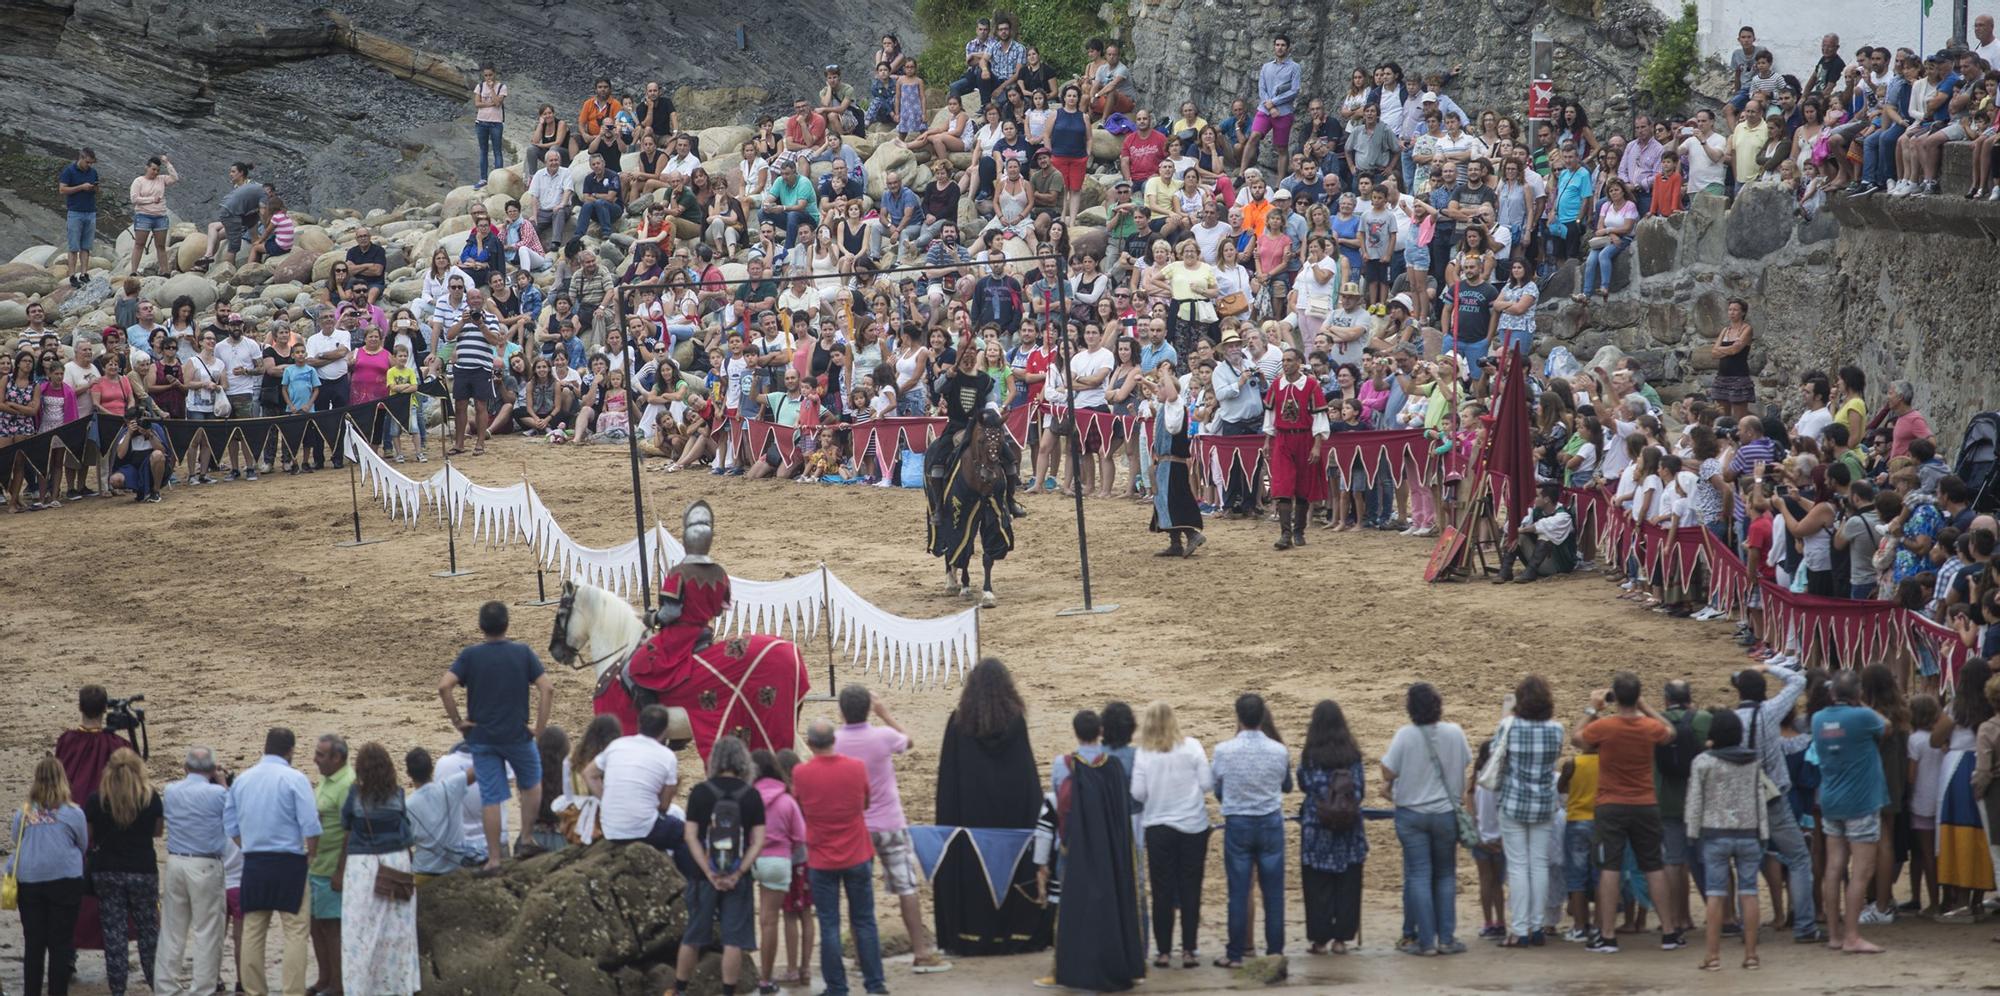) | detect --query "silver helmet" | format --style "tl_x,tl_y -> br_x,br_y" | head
682,500 -> 715,564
